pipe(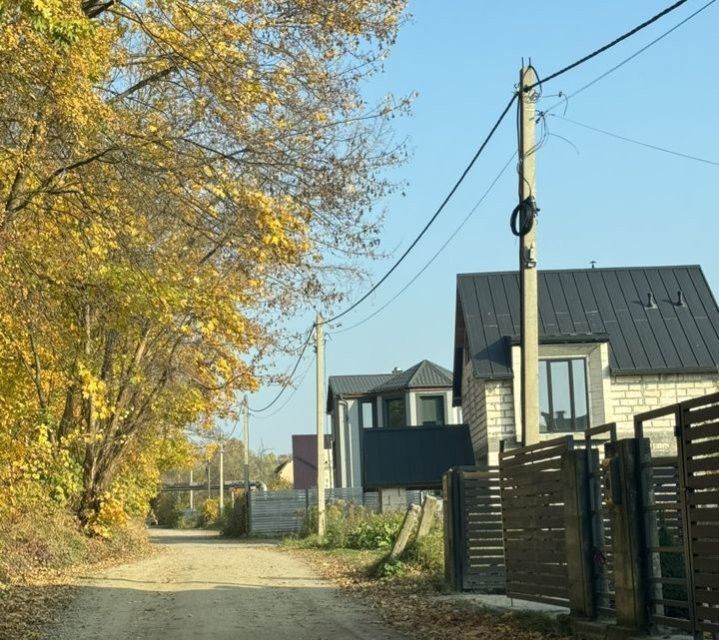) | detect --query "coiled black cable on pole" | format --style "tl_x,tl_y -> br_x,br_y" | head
510,196 -> 538,237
